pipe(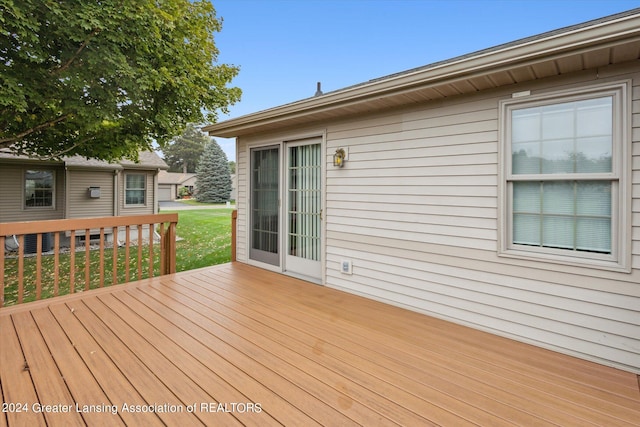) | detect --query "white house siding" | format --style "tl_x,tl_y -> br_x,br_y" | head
0,163 -> 65,223
236,62 -> 640,373
66,169 -> 115,218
